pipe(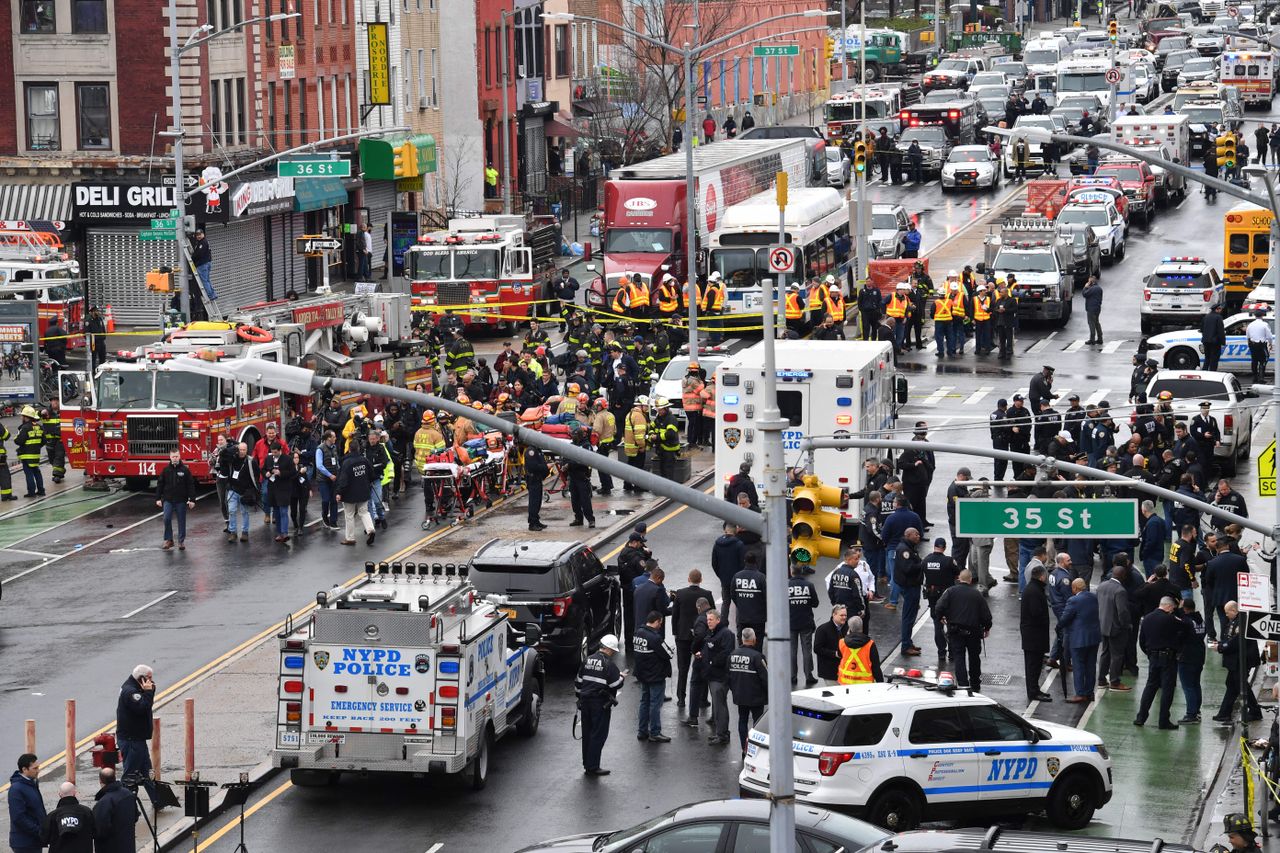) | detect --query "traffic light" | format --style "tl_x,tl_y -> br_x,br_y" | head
824,37 -> 835,62
789,474 -> 848,565
1108,19 -> 1118,40
853,140 -> 868,175
1217,133 -> 1237,169
393,141 -> 419,178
